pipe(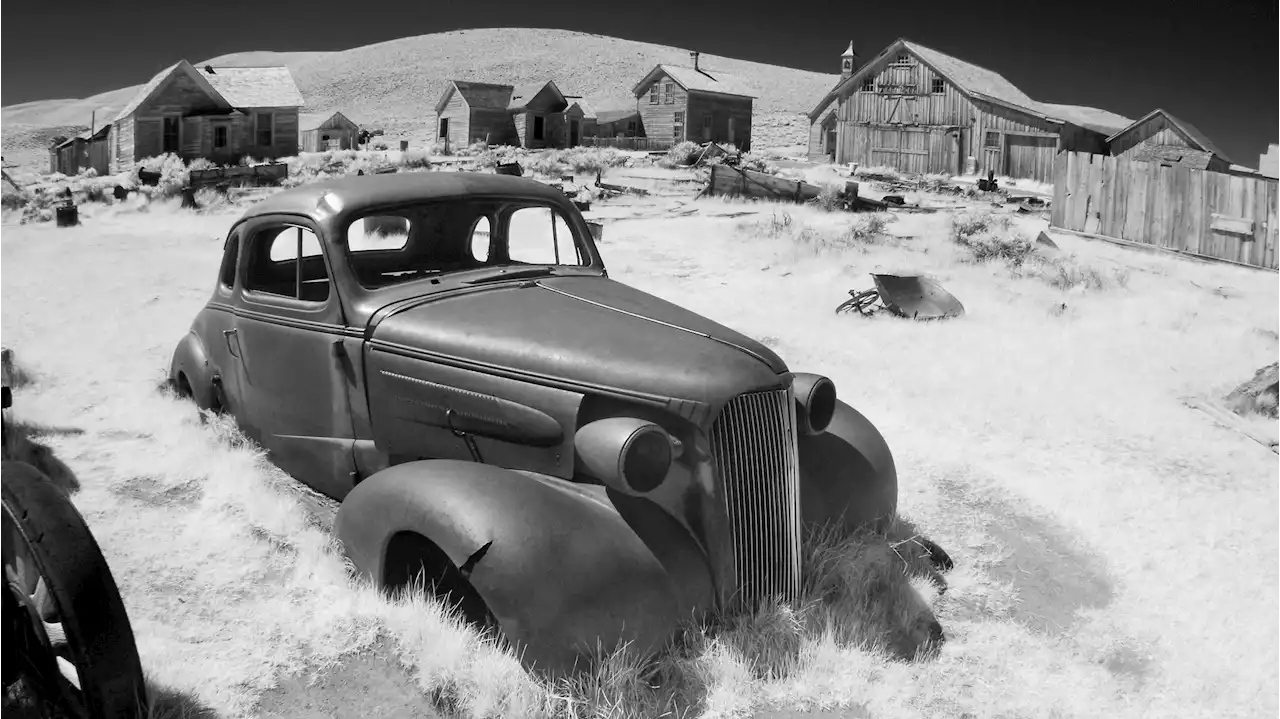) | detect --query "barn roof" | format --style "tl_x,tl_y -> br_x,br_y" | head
633,64 -> 757,99
508,81 -> 566,111
1105,108 -> 1234,165
299,110 -> 360,130
436,81 -> 514,114
197,66 -> 305,108
808,38 -> 1134,136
